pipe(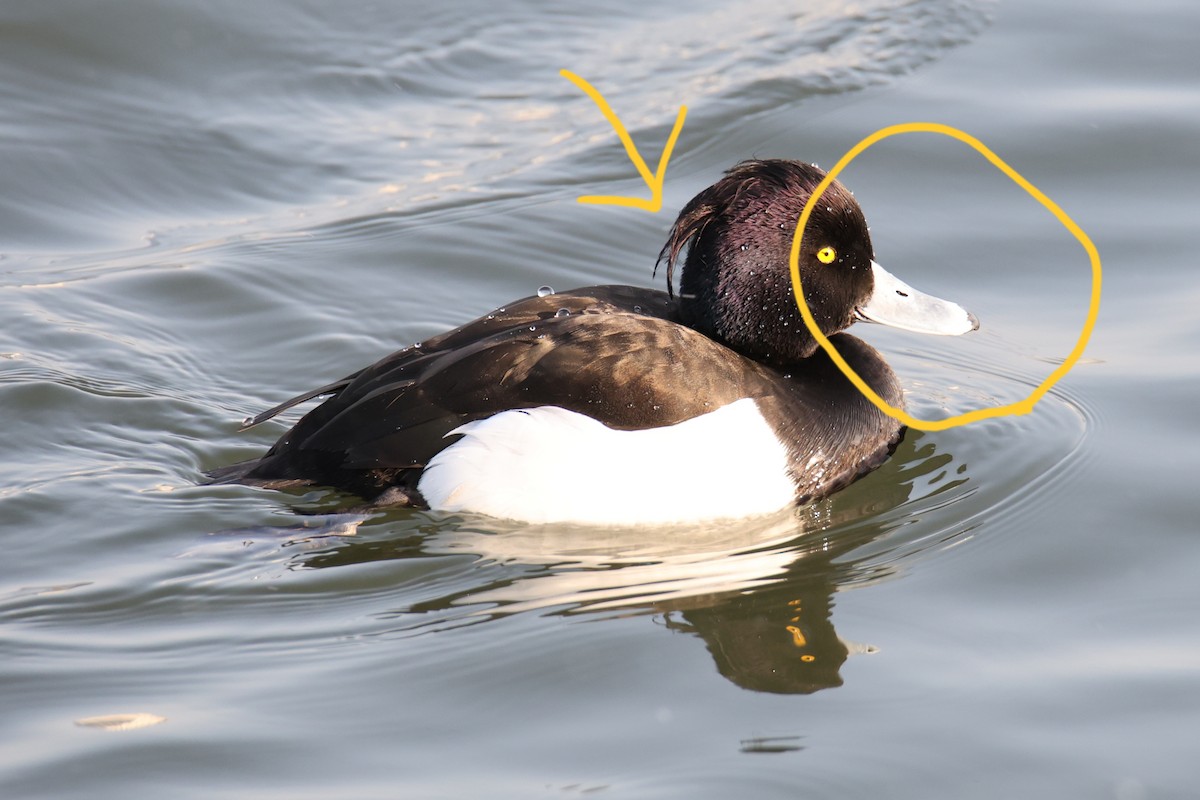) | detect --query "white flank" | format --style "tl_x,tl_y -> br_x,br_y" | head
417,398 -> 794,525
